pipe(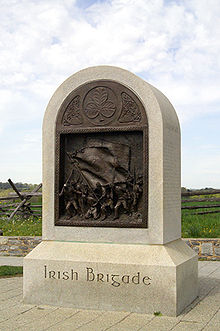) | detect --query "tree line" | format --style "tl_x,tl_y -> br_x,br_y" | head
0,182 -> 39,191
